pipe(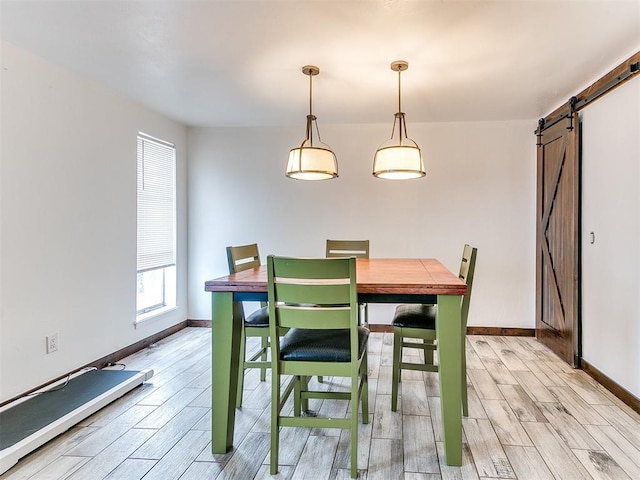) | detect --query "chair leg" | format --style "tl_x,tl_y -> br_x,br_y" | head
236,328 -> 247,409
360,303 -> 369,328
293,376 -> 312,416
361,352 -> 369,423
350,370 -> 359,479
293,375 -> 302,417
259,336 -> 268,382
391,327 -> 402,412
301,376 -> 310,413
423,339 -> 434,365
462,375 -> 469,417
270,364 -> 281,475
462,341 -> 468,416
